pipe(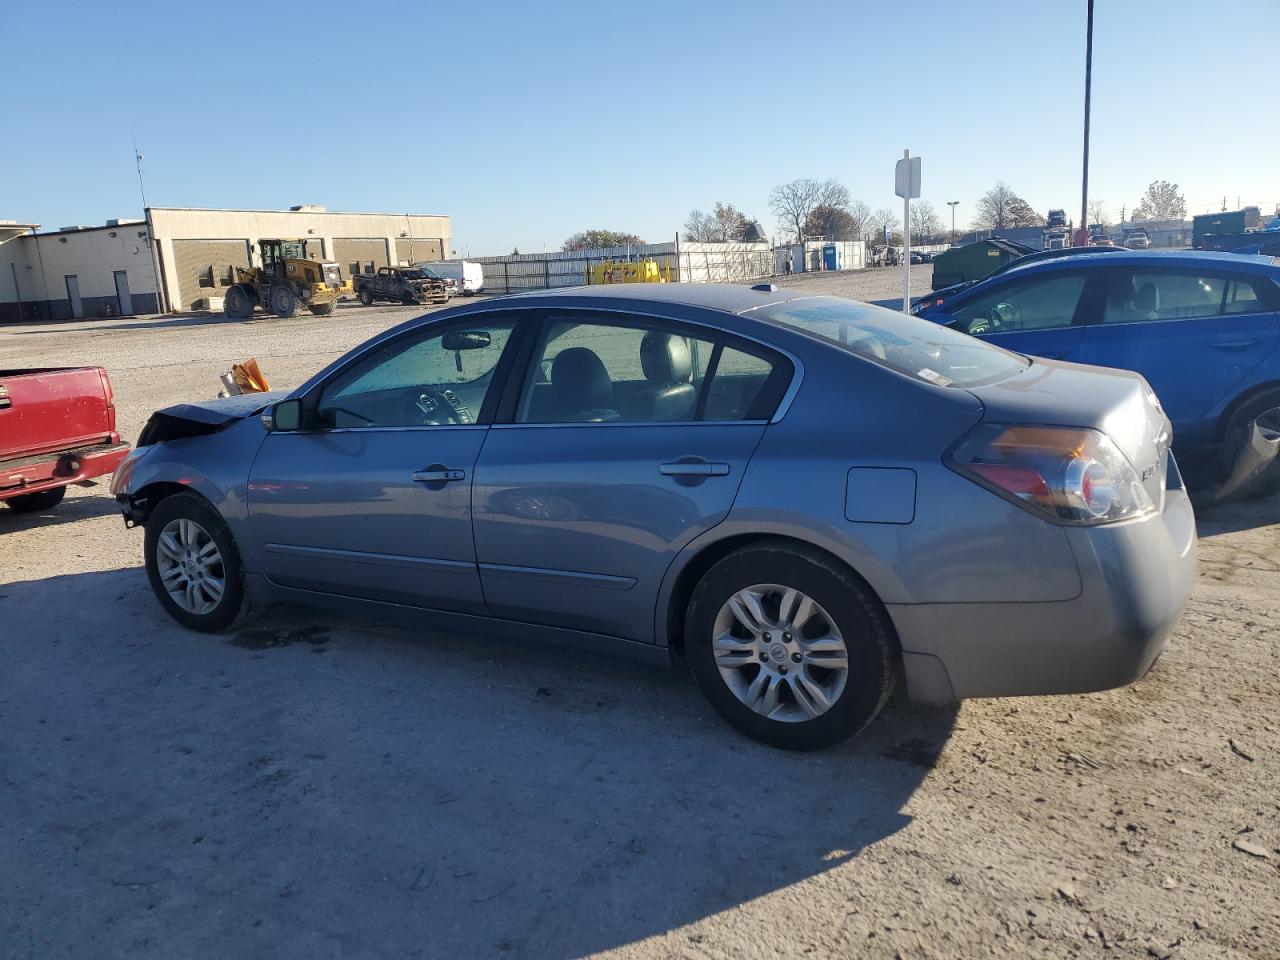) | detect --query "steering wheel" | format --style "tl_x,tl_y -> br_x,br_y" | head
966,304 -> 1016,336
400,387 -> 472,426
